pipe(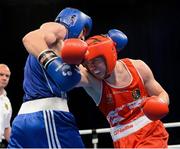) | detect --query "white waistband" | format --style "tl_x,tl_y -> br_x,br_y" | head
110,115 -> 152,141
18,97 -> 69,114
